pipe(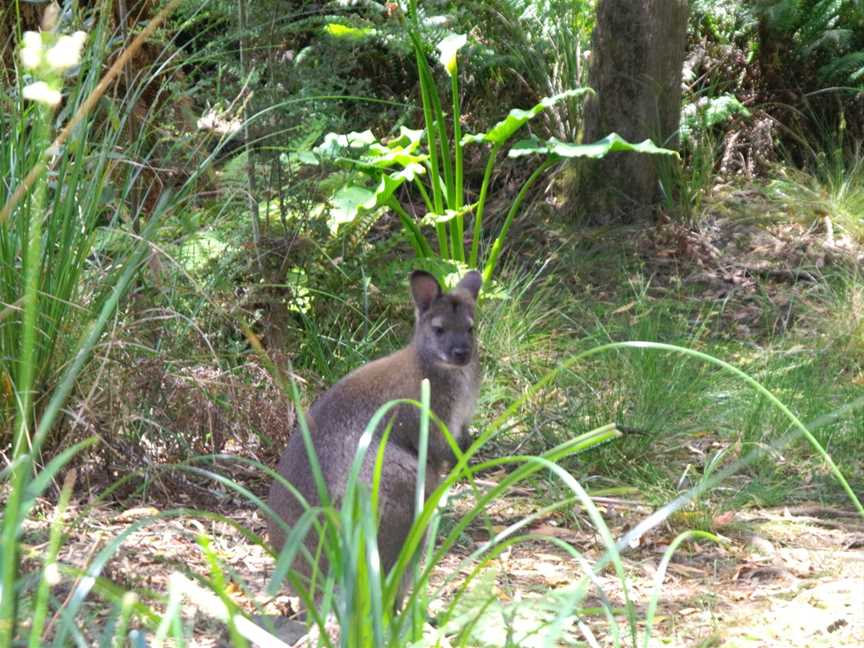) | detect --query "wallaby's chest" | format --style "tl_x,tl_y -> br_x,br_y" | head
433,363 -> 479,438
